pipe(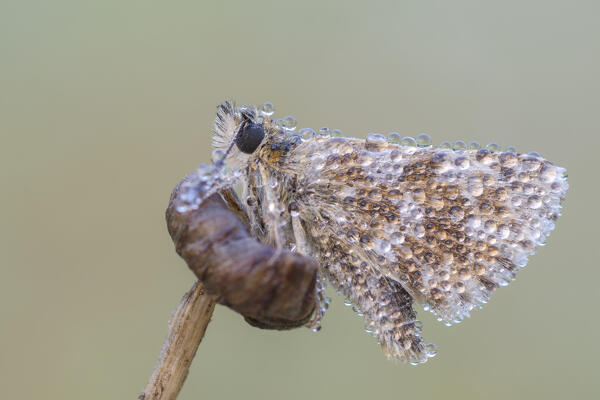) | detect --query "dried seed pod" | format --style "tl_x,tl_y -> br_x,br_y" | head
166,175 -> 317,330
